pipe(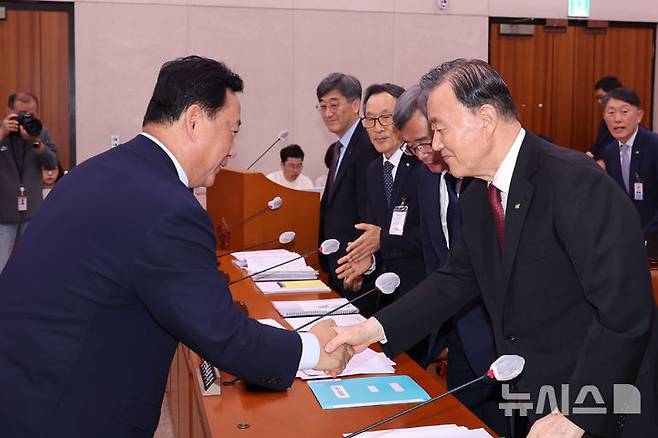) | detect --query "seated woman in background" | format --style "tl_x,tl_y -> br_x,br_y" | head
42,162 -> 65,199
